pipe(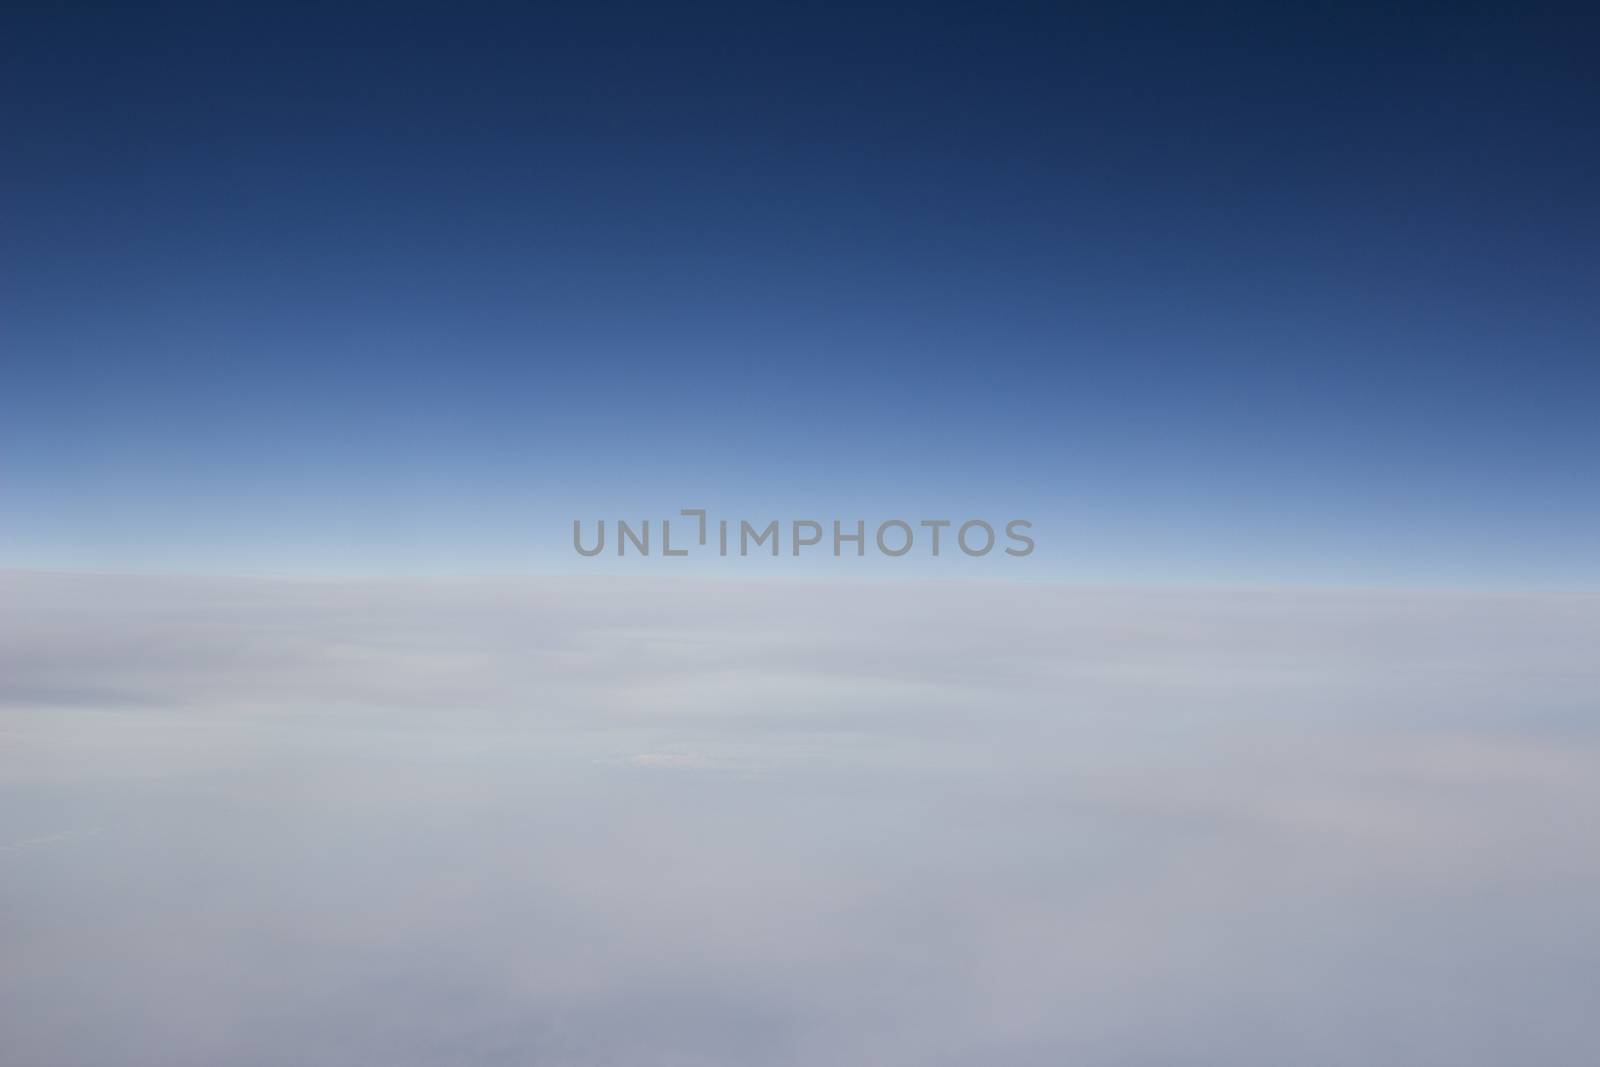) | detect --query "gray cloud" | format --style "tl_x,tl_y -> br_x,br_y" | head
2,572 -> 1598,1065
